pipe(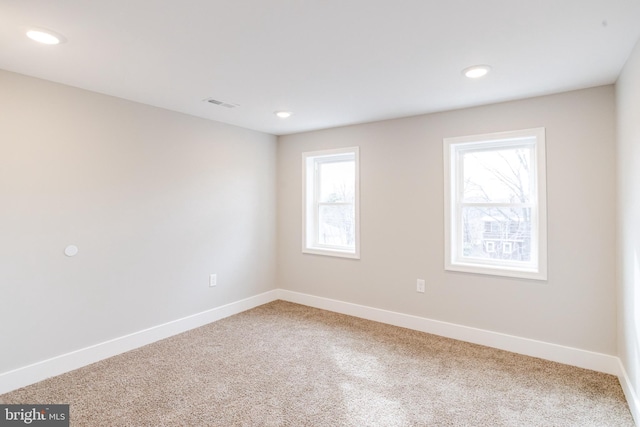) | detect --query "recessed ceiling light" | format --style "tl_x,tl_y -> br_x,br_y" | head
275,111 -> 292,118
462,65 -> 491,79
26,29 -> 66,45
